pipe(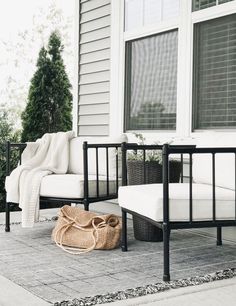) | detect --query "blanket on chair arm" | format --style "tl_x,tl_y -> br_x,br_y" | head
5,131 -> 75,228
